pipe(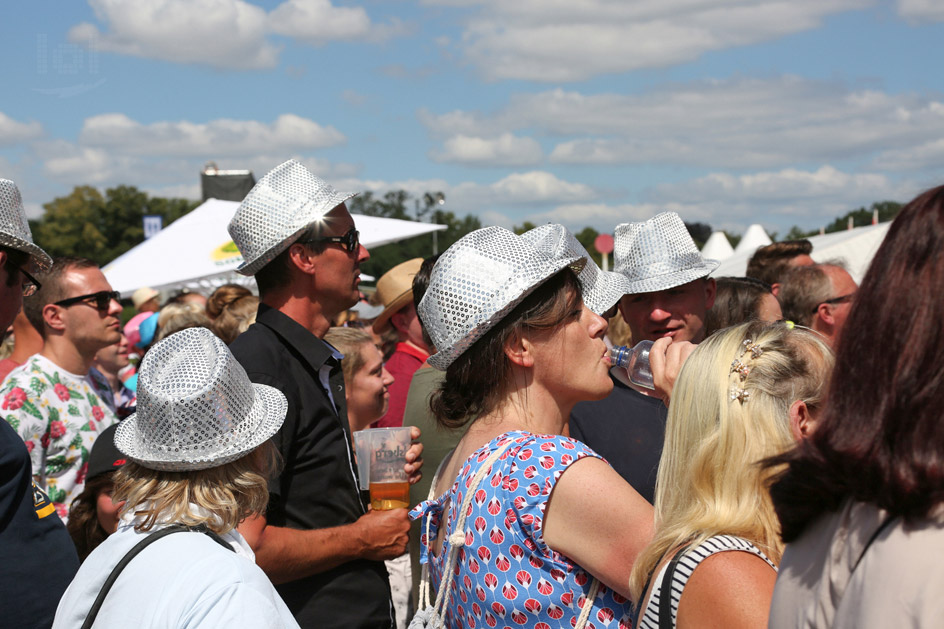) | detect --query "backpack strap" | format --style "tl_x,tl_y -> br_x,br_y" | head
81,523 -> 234,628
